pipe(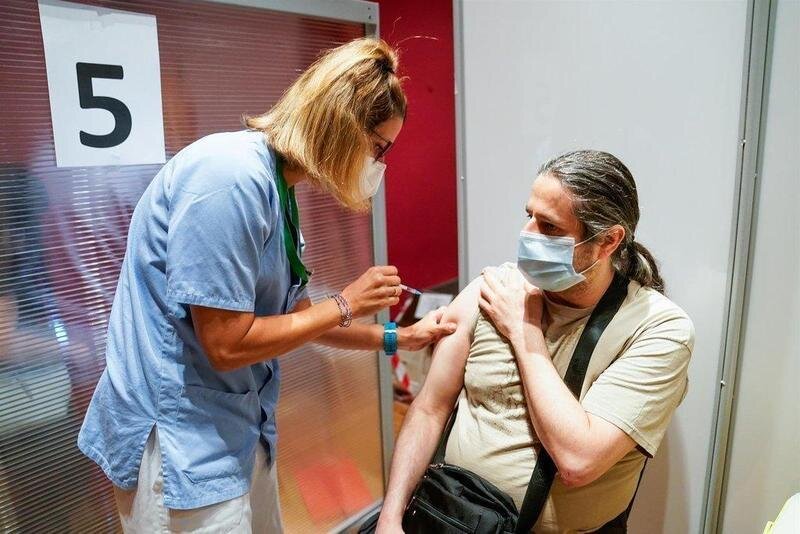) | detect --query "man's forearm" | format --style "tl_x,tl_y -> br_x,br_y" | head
511,326 -> 592,470
380,404 -> 449,521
